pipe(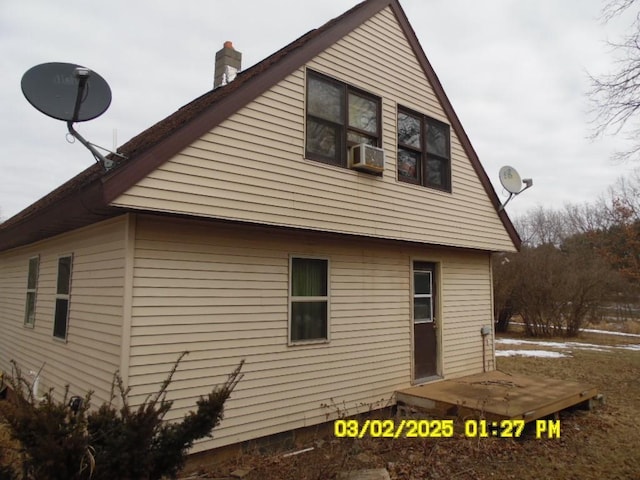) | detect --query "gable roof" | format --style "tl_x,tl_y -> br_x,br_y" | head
0,0 -> 521,252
